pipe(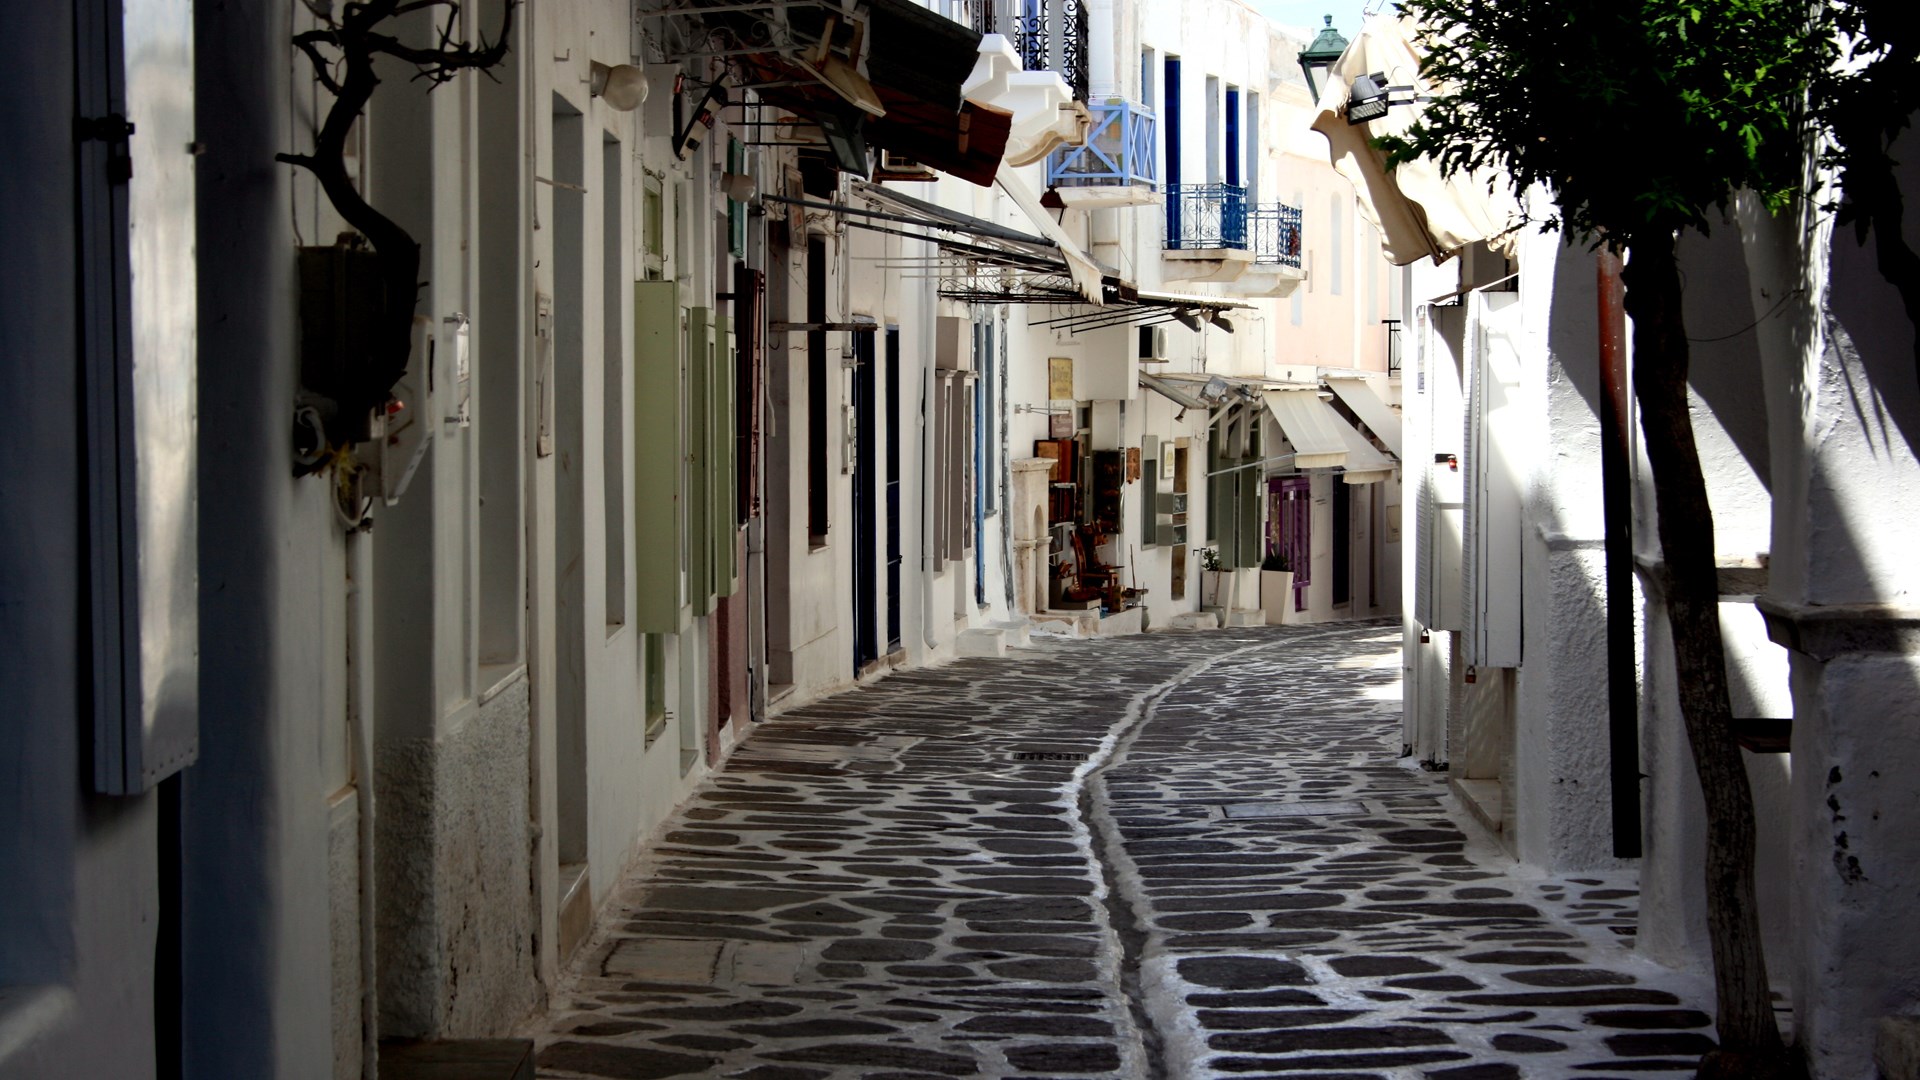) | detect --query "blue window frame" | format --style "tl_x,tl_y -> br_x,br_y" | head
1224,87 -> 1240,188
